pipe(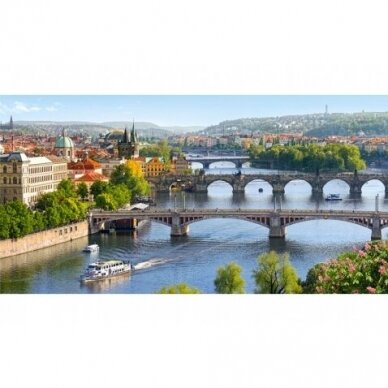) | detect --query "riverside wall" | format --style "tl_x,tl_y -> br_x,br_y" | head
0,221 -> 90,259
